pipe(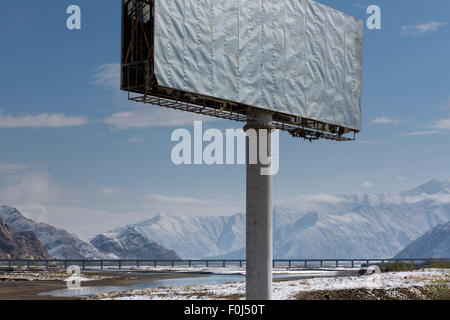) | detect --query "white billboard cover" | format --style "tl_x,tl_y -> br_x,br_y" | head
153,0 -> 363,131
